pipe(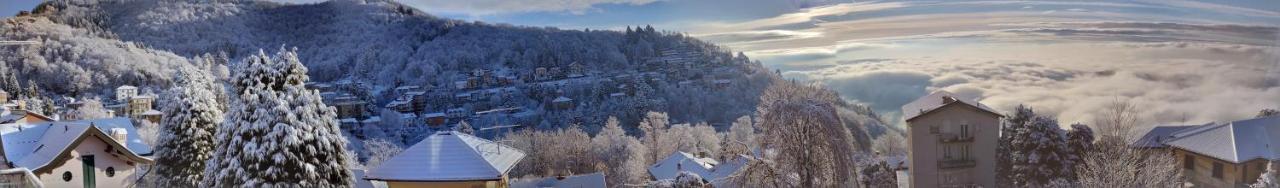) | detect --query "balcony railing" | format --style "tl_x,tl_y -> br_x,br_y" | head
938,159 -> 976,169
938,133 -> 974,143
